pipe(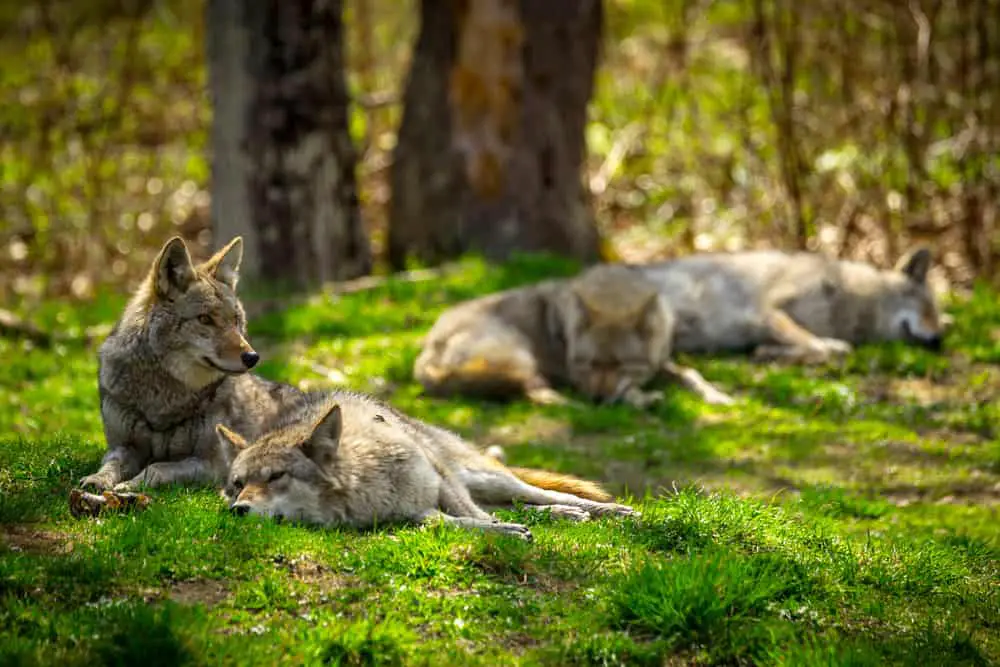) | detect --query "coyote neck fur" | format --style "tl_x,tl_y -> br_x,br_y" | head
99,325 -> 227,432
